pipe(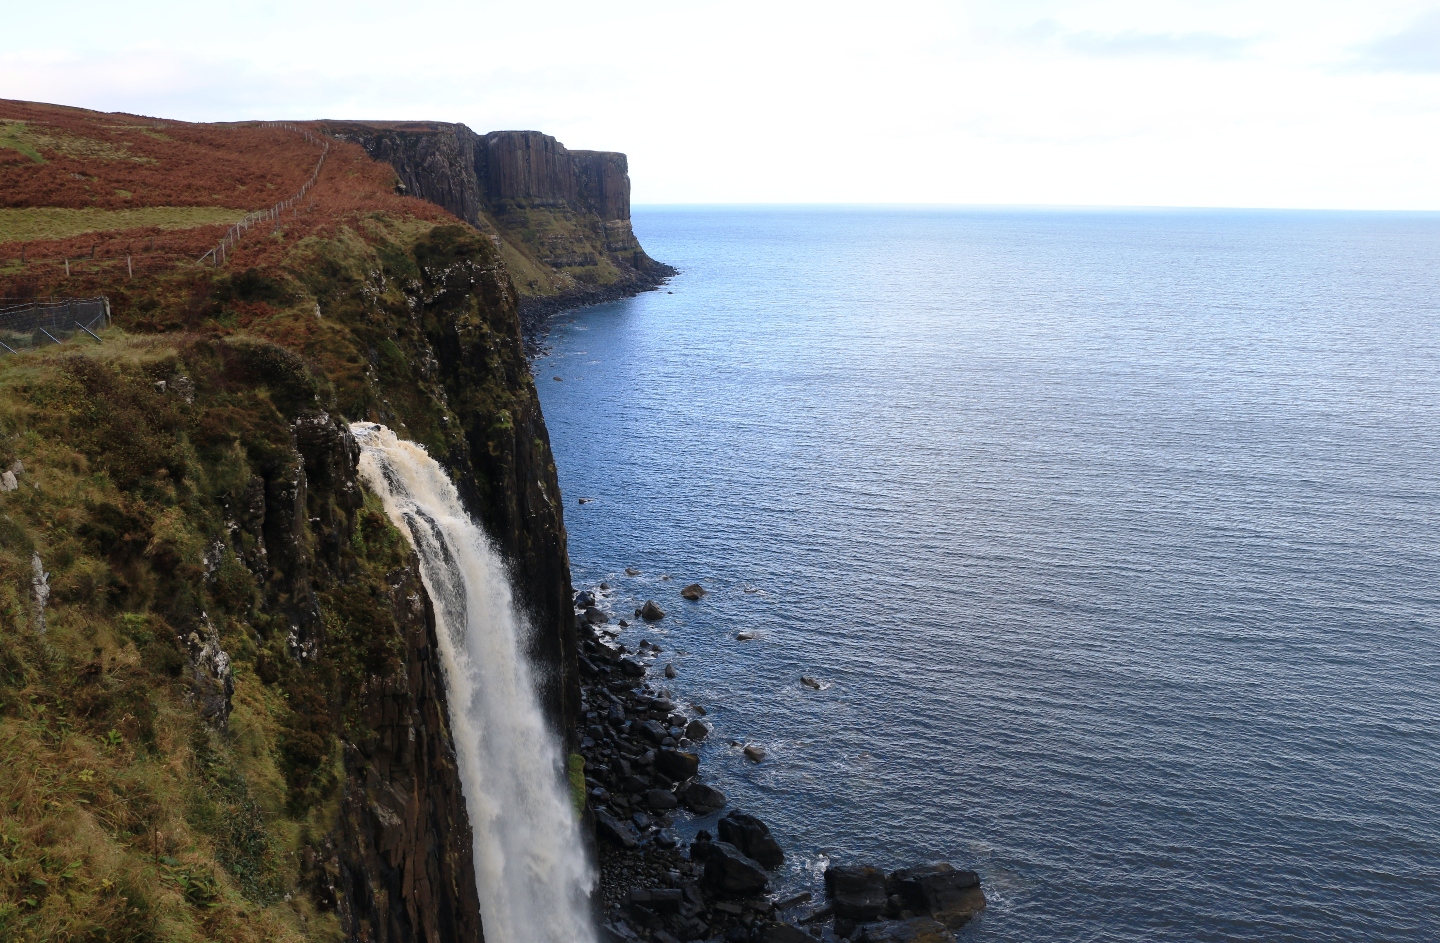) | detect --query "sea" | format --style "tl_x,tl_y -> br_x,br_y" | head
533,206 -> 1440,942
